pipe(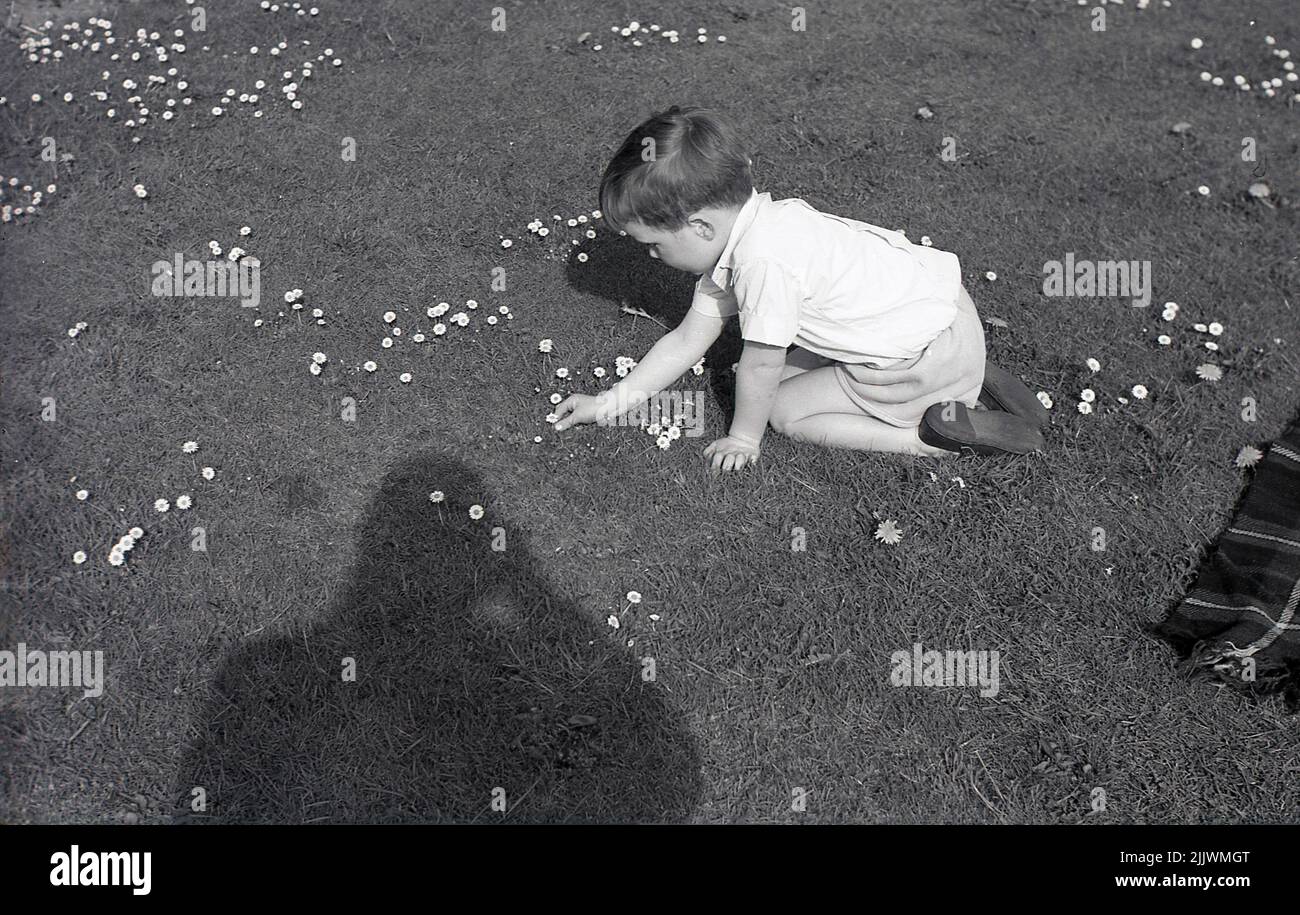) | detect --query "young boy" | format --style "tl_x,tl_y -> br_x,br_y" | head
553,106 -> 1048,473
